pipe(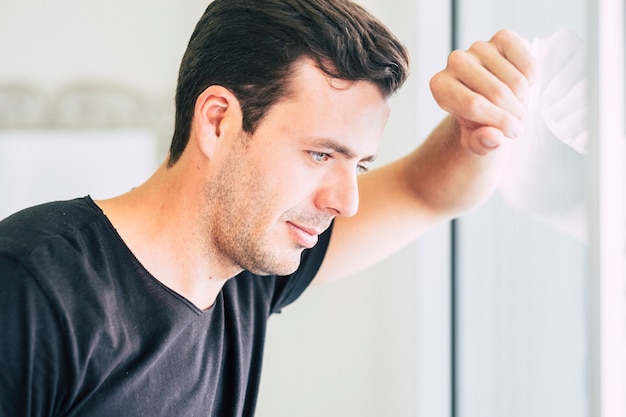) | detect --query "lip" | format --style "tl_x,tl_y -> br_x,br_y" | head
287,222 -> 321,249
